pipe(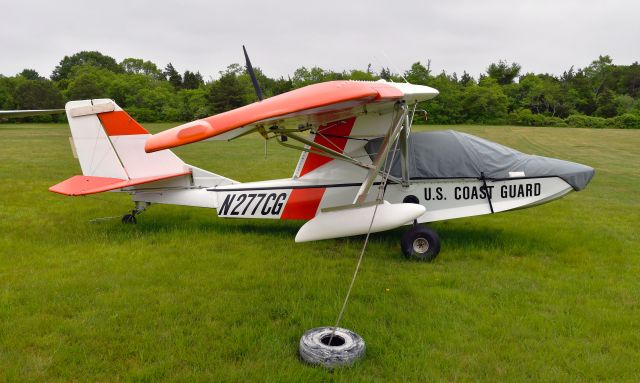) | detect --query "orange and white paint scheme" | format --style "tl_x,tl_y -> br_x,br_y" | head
49,80 -> 594,259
